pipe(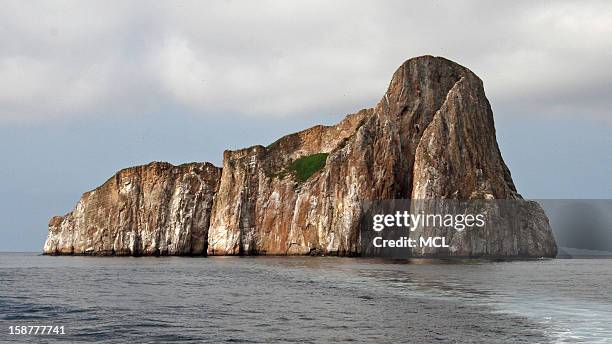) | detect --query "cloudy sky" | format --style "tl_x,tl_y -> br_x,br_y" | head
1,0 -> 611,251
